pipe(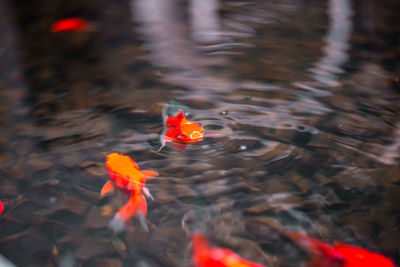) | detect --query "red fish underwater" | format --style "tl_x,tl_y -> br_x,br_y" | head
0,200 -> 4,215
288,232 -> 395,267
100,153 -> 158,231
192,232 -> 266,267
51,17 -> 89,32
